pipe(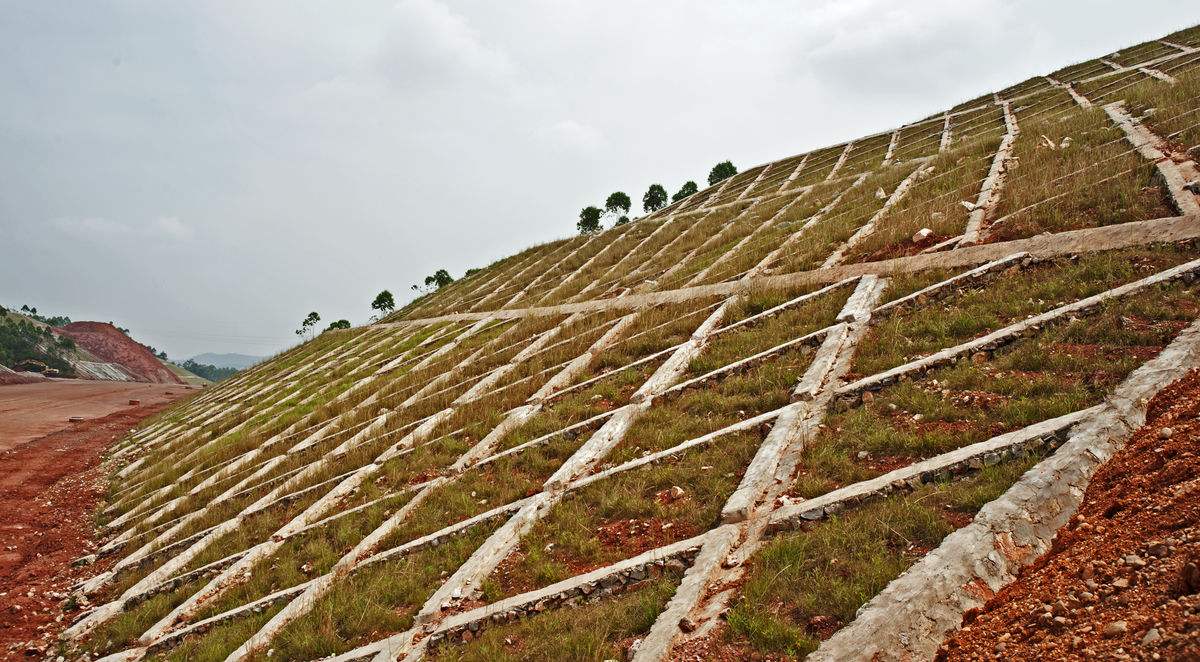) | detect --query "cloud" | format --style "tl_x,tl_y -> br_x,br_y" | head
376,0 -> 515,90
535,119 -> 606,153
52,216 -> 131,236
150,216 -> 194,240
